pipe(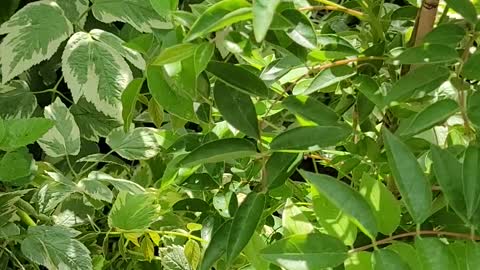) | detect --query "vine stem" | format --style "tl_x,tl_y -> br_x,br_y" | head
350,230 -> 480,253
